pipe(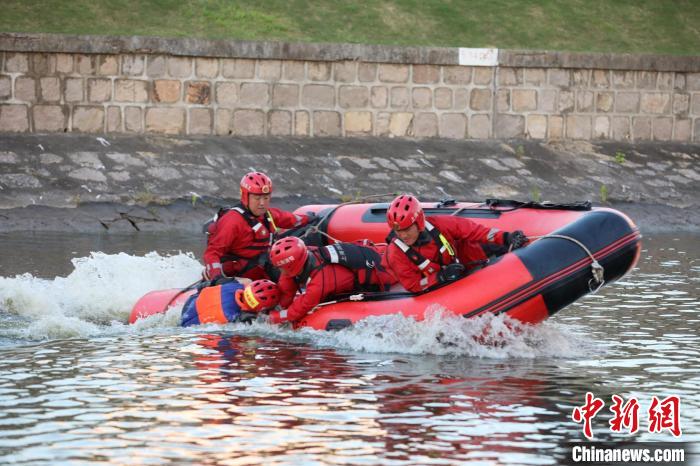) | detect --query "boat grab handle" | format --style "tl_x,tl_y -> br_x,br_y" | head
528,234 -> 605,294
